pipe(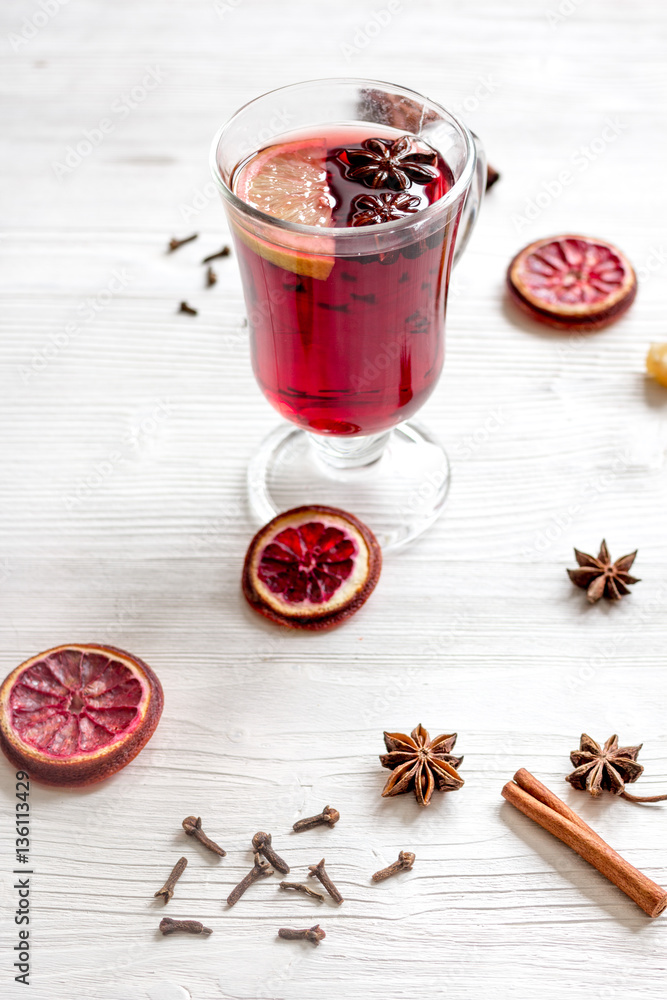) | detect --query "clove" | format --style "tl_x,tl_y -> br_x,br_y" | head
227,852 -> 274,906
167,233 -> 198,252
279,881 -> 324,901
307,858 -> 343,905
252,832 -> 289,874
159,917 -> 212,936
278,924 -> 325,946
371,851 -> 416,882
486,165 -> 500,191
201,245 -> 230,264
205,265 -> 217,287
178,301 -> 198,316
182,816 -> 226,857
292,805 -> 340,833
154,856 -> 188,903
